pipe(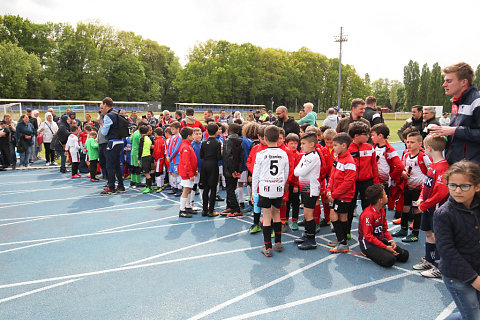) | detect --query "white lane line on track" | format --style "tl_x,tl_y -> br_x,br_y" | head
99,215 -> 180,232
0,240 -> 294,290
0,278 -> 82,304
0,217 -> 48,227
123,229 -> 247,266
434,301 -> 456,320
222,271 -> 413,320
0,186 -> 97,196
0,219 -> 213,247
0,240 -> 64,254
0,199 -> 160,222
